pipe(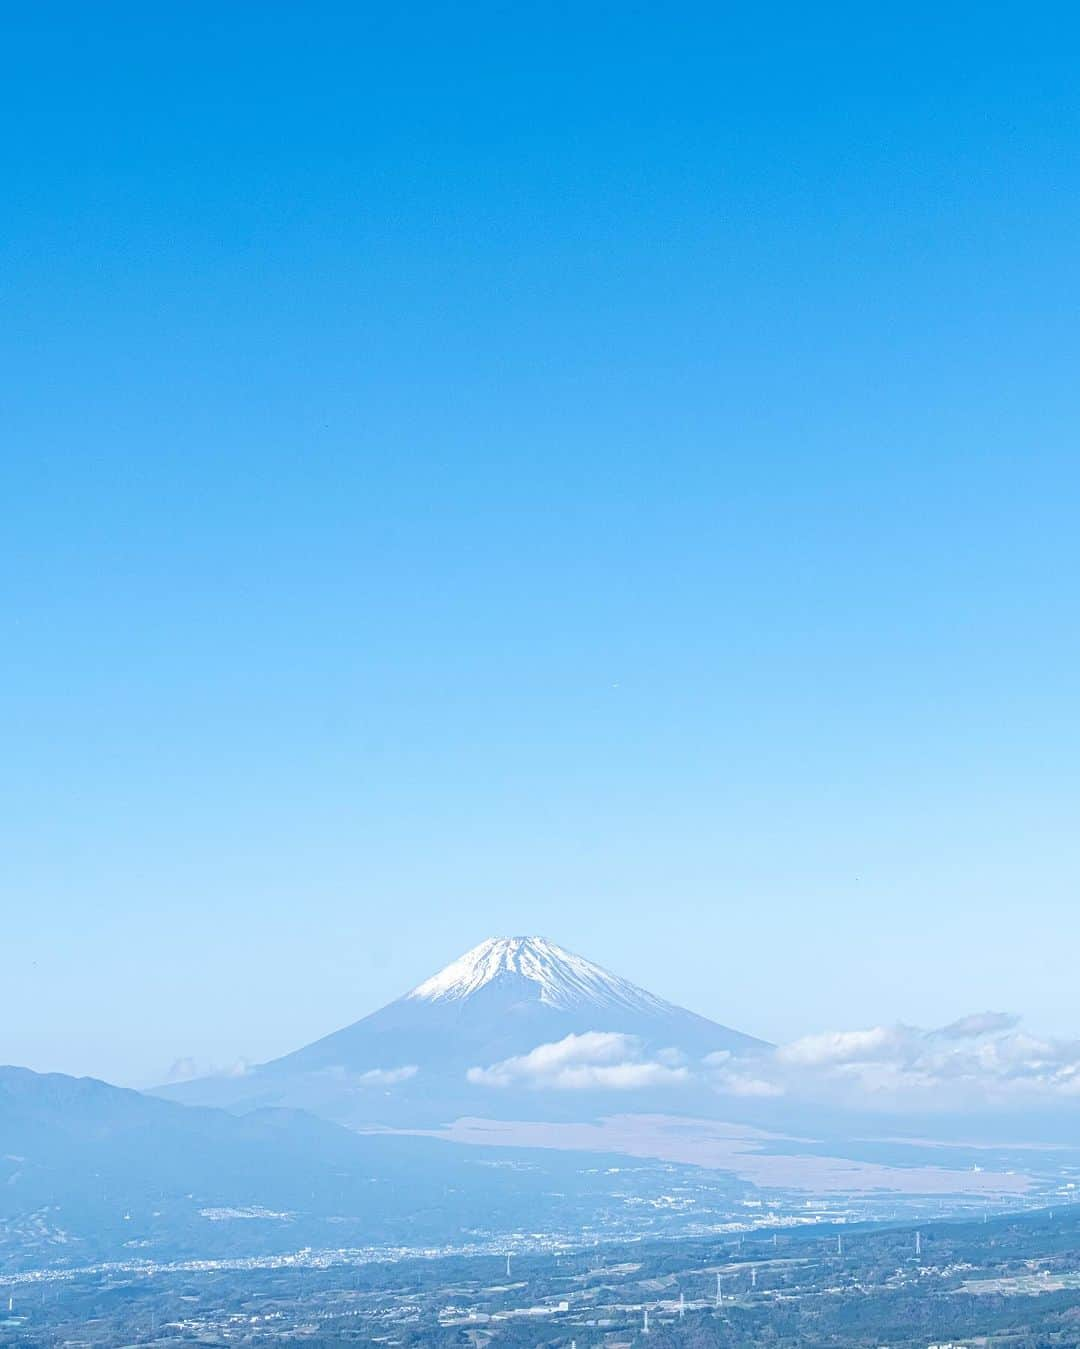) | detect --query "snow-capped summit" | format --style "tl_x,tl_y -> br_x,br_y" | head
406,935 -> 673,1015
